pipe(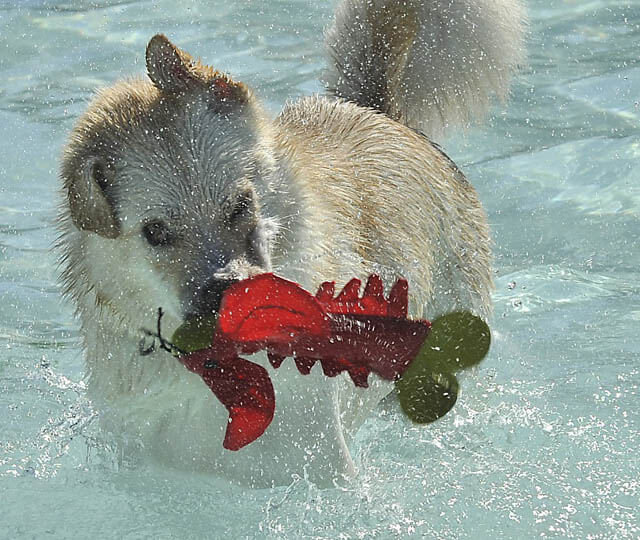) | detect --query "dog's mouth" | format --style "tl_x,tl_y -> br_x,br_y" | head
187,276 -> 238,321
138,274 -> 238,357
